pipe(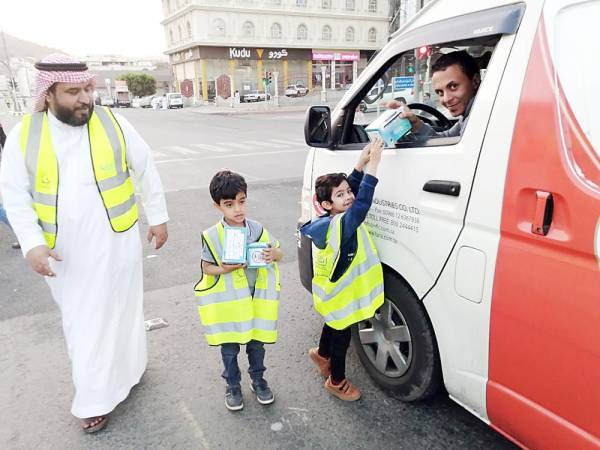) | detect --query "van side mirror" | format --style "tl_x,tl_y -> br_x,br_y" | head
304,106 -> 333,148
